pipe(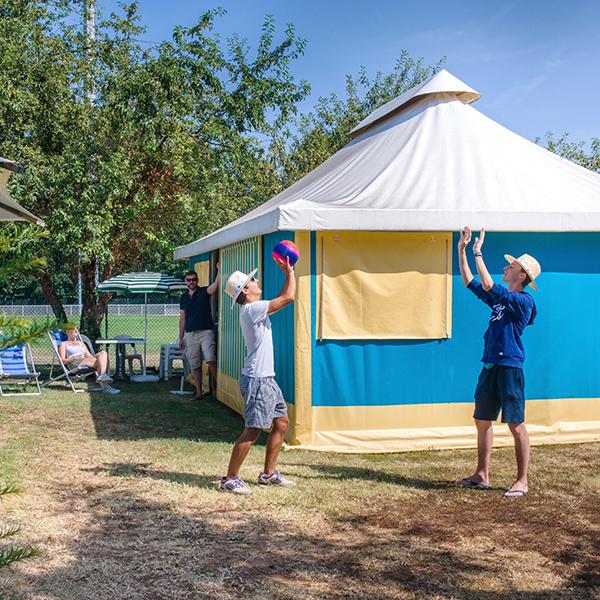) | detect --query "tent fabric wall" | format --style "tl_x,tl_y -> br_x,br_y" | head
289,231 -> 600,452
188,252 -> 210,286
262,232 -> 295,406
217,237 -> 261,415
316,231 -> 452,340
